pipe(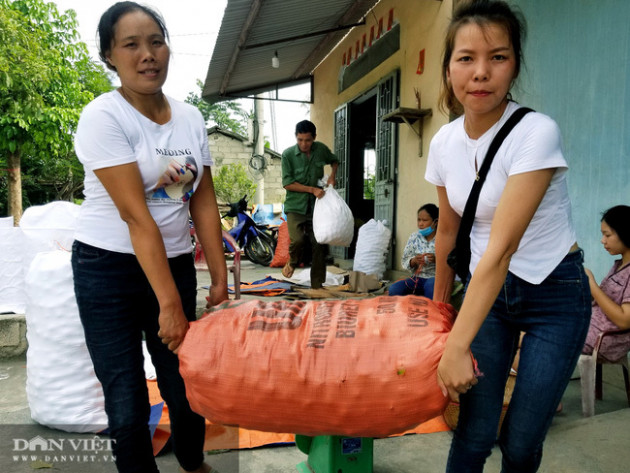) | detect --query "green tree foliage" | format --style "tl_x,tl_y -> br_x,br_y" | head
213,163 -> 257,205
0,0 -> 112,220
363,175 -> 375,200
185,79 -> 250,136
